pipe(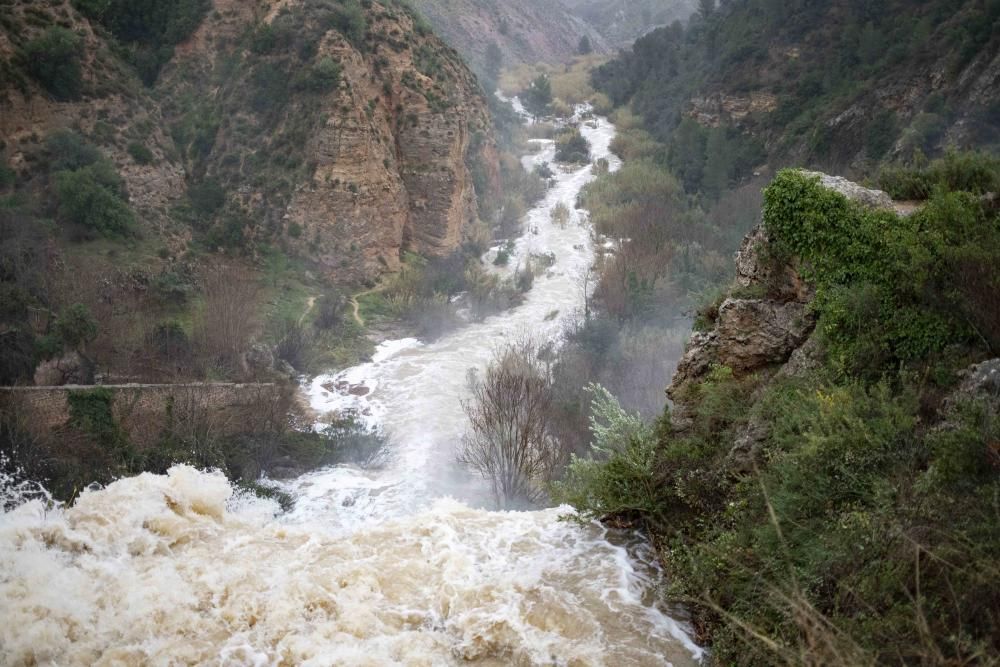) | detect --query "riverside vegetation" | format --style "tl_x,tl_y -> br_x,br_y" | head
0,0 -> 548,500
449,1 -> 1000,664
